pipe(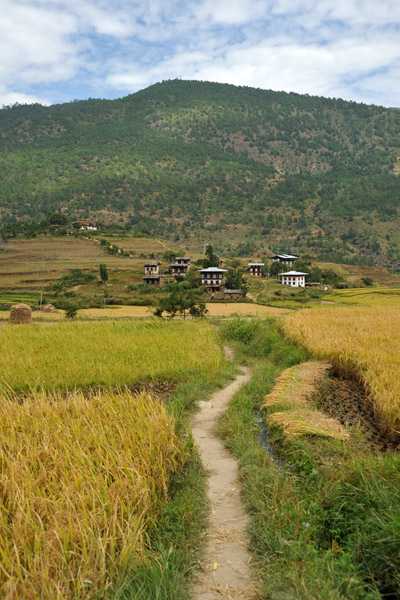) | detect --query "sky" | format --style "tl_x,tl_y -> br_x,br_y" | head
1,0 -> 400,108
